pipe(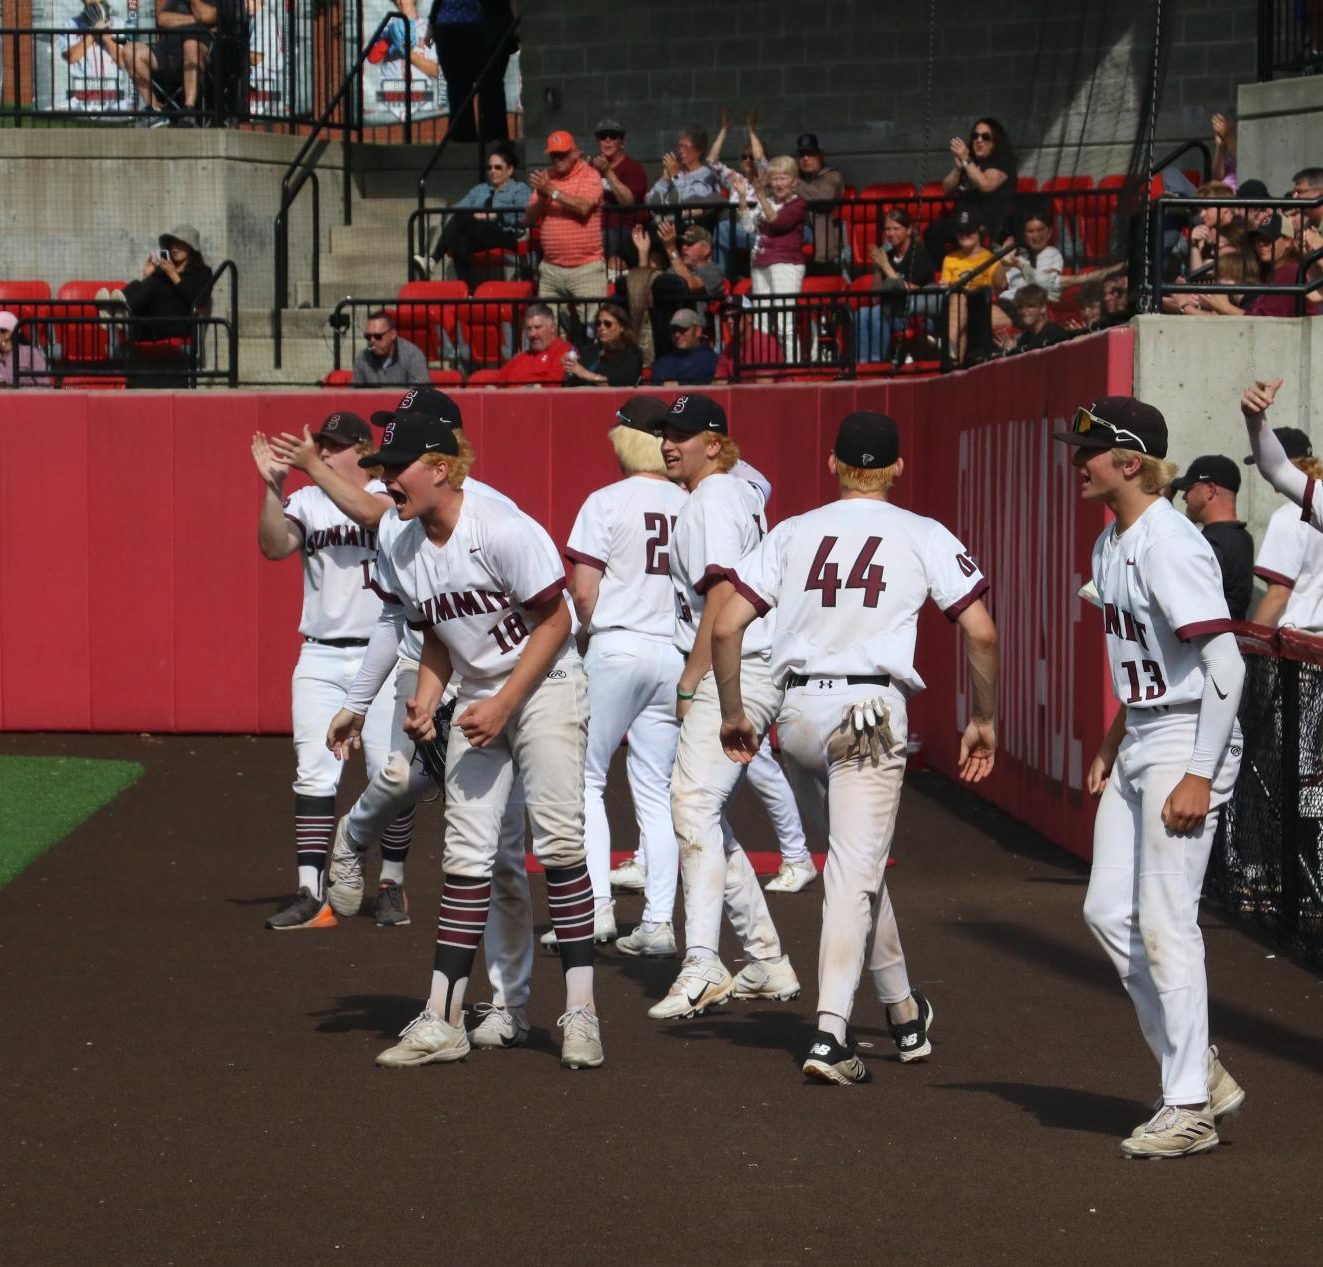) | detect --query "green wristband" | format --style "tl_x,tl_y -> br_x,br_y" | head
676,688 -> 695,700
